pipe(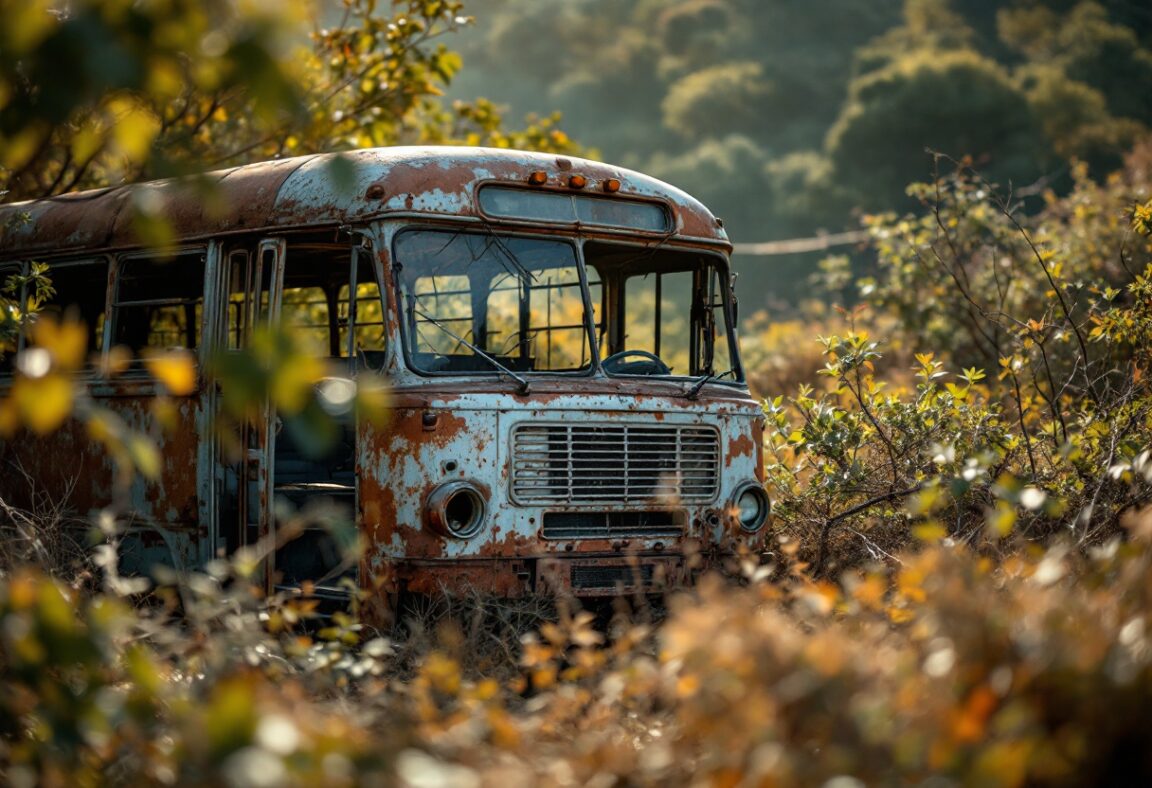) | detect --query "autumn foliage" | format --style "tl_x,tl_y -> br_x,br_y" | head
5,1 -> 1152,784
